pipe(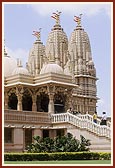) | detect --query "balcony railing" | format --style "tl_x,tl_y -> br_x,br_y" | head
4,109 -> 50,124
